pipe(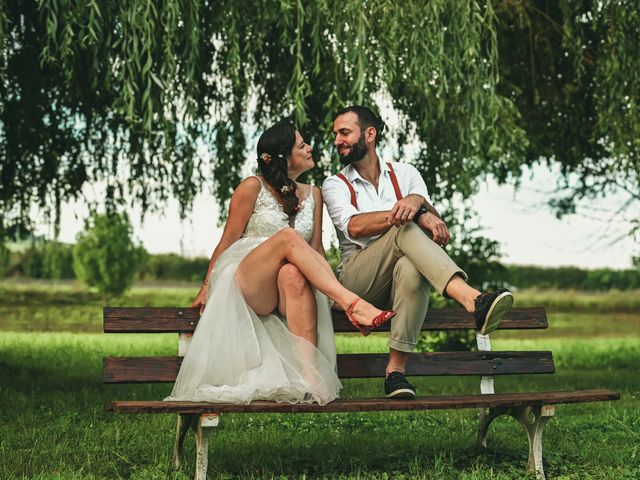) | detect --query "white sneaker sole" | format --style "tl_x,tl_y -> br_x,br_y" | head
386,388 -> 416,399
479,291 -> 514,335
